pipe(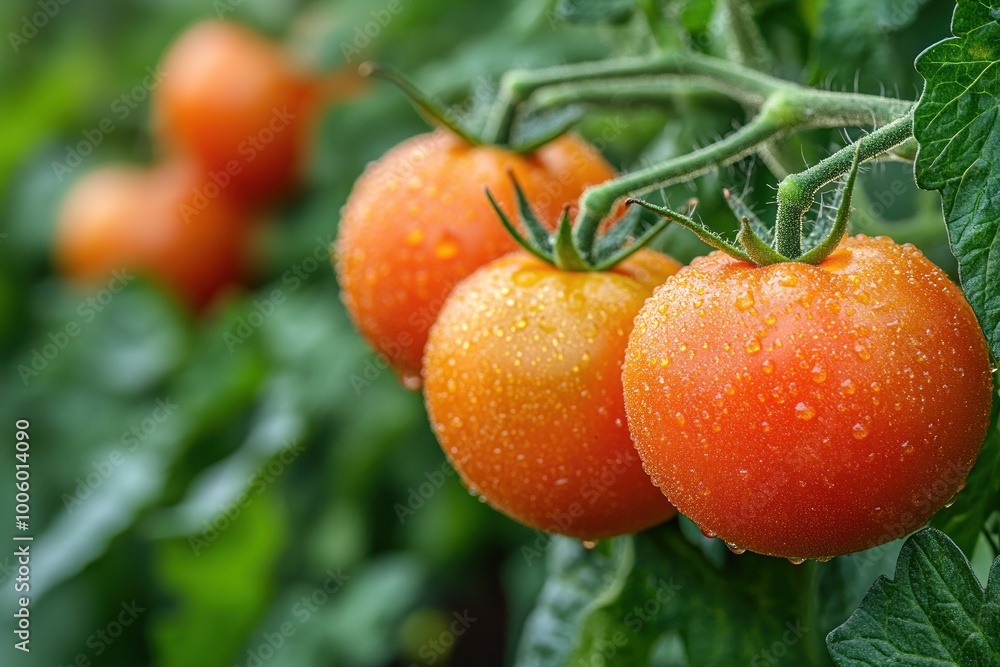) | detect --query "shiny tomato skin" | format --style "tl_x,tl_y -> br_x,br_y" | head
55,162 -> 249,308
334,130 -> 617,387
423,250 -> 681,539
153,20 -> 317,201
623,235 -> 993,559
